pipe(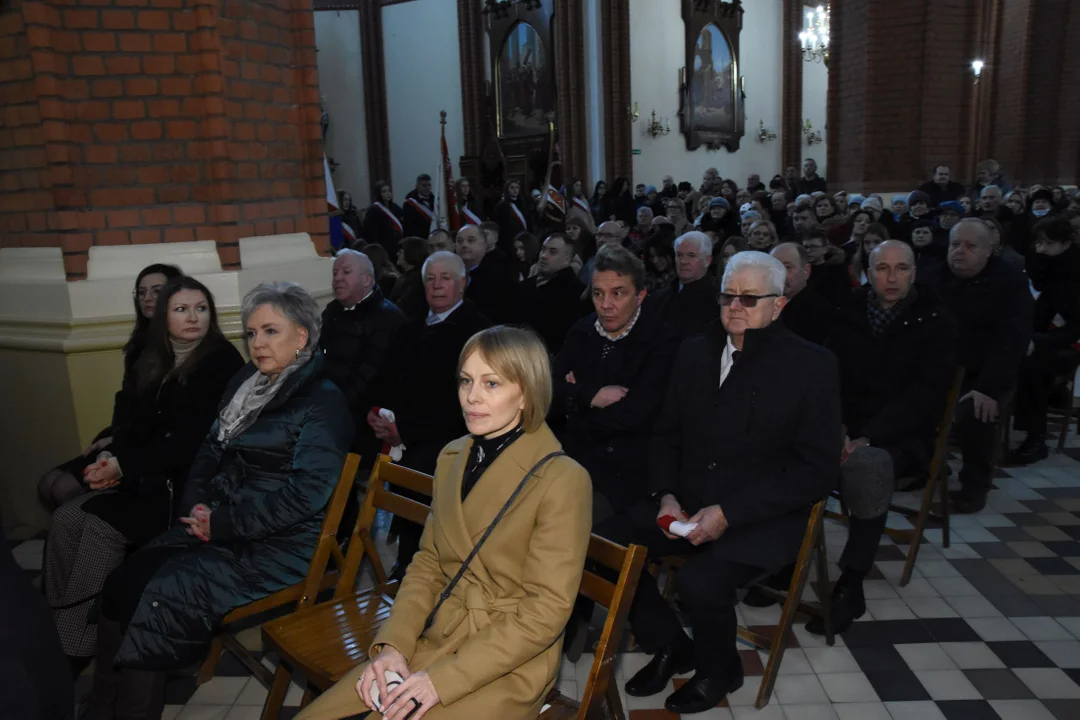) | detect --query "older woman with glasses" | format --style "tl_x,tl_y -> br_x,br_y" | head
82,282 -> 353,719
